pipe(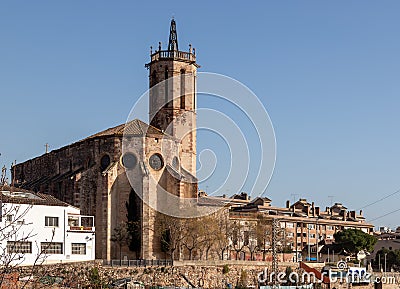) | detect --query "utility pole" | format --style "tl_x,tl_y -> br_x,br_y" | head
272,218 -> 280,286
307,225 -> 311,261
316,219 -> 319,262
378,254 -> 381,272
